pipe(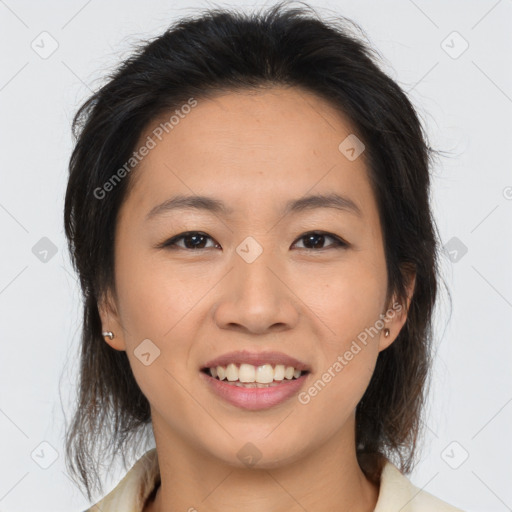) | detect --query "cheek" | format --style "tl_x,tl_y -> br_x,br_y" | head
114,243 -> 201,340
296,261 -> 384,410
300,332 -> 380,432
298,258 -> 386,340
112,246 -> 204,396
113,260 -> 199,425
